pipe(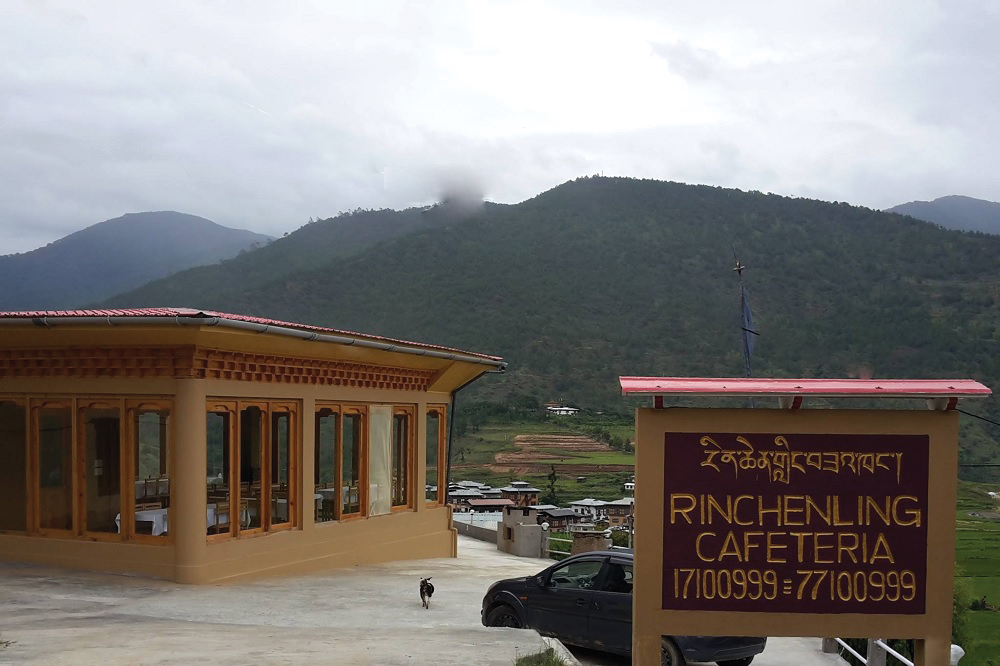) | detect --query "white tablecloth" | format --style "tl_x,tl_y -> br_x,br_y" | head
114,496 -> 321,535
113,507 -> 169,535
